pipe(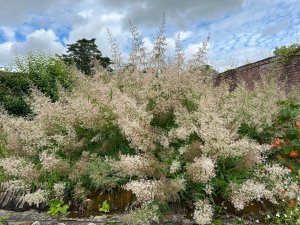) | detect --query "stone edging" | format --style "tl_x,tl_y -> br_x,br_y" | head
0,209 -> 194,225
